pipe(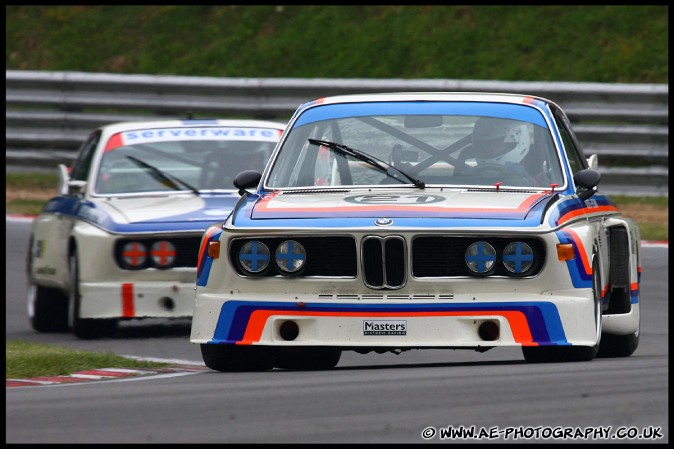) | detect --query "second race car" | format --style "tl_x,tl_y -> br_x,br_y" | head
27,118 -> 284,338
